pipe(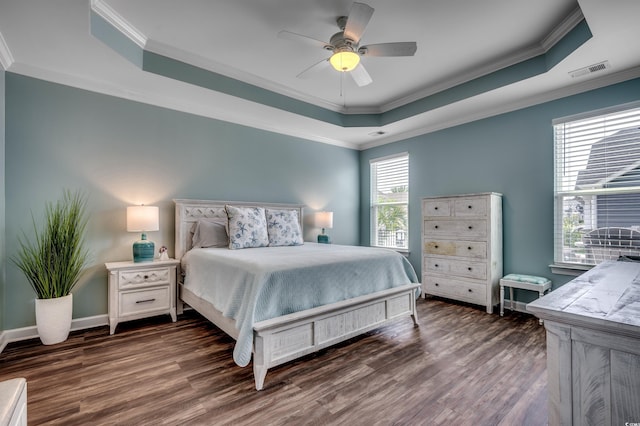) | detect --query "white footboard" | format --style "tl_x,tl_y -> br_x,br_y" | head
180,283 -> 419,390
251,283 -> 420,390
